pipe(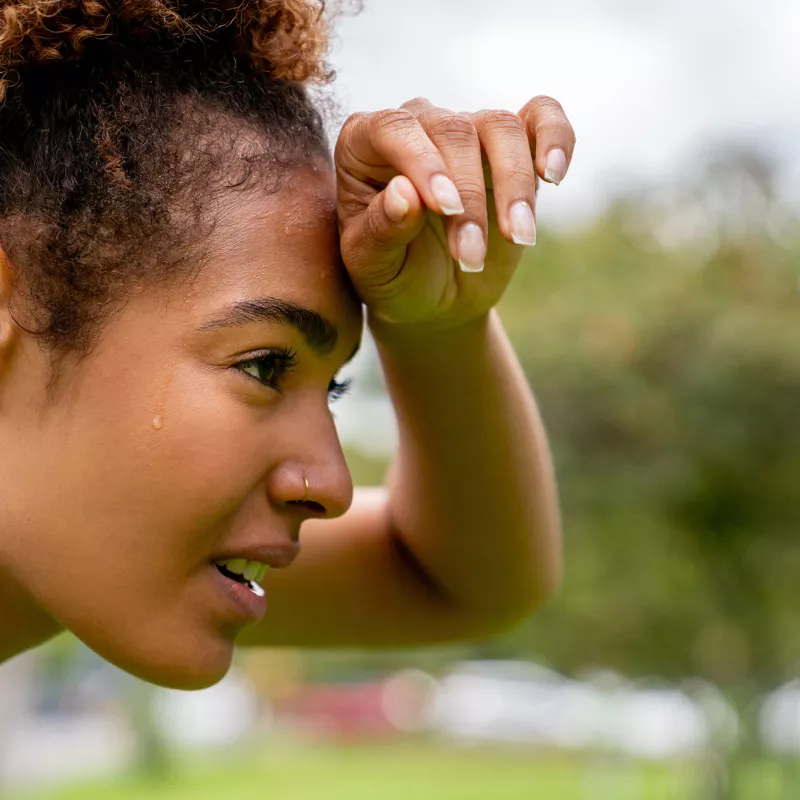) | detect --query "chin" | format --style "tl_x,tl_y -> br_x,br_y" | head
90,630 -> 237,691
